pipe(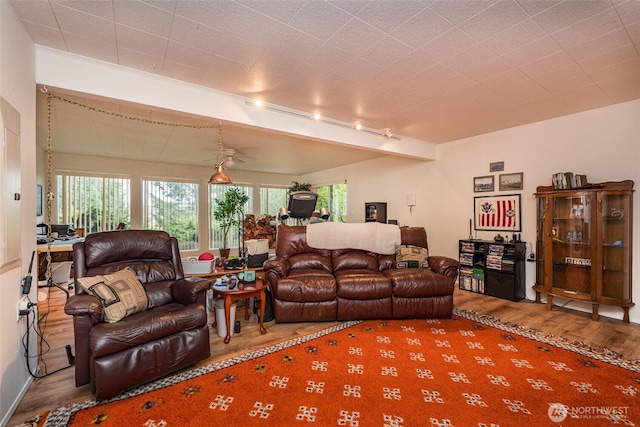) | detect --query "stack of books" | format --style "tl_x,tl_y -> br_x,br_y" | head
553,172 -> 588,189
486,244 -> 504,270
